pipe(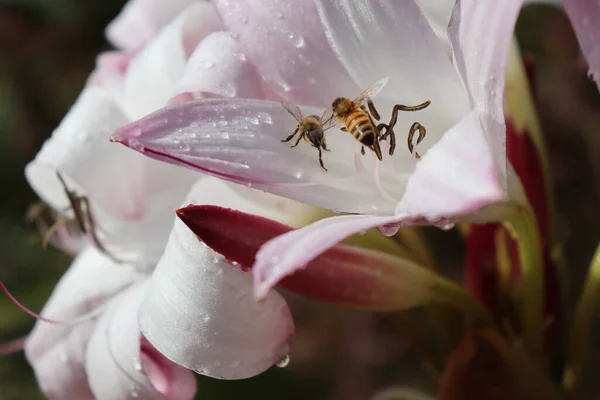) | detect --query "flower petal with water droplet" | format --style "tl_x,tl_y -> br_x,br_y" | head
176,205 -> 440,310
113,98 -> 398,214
